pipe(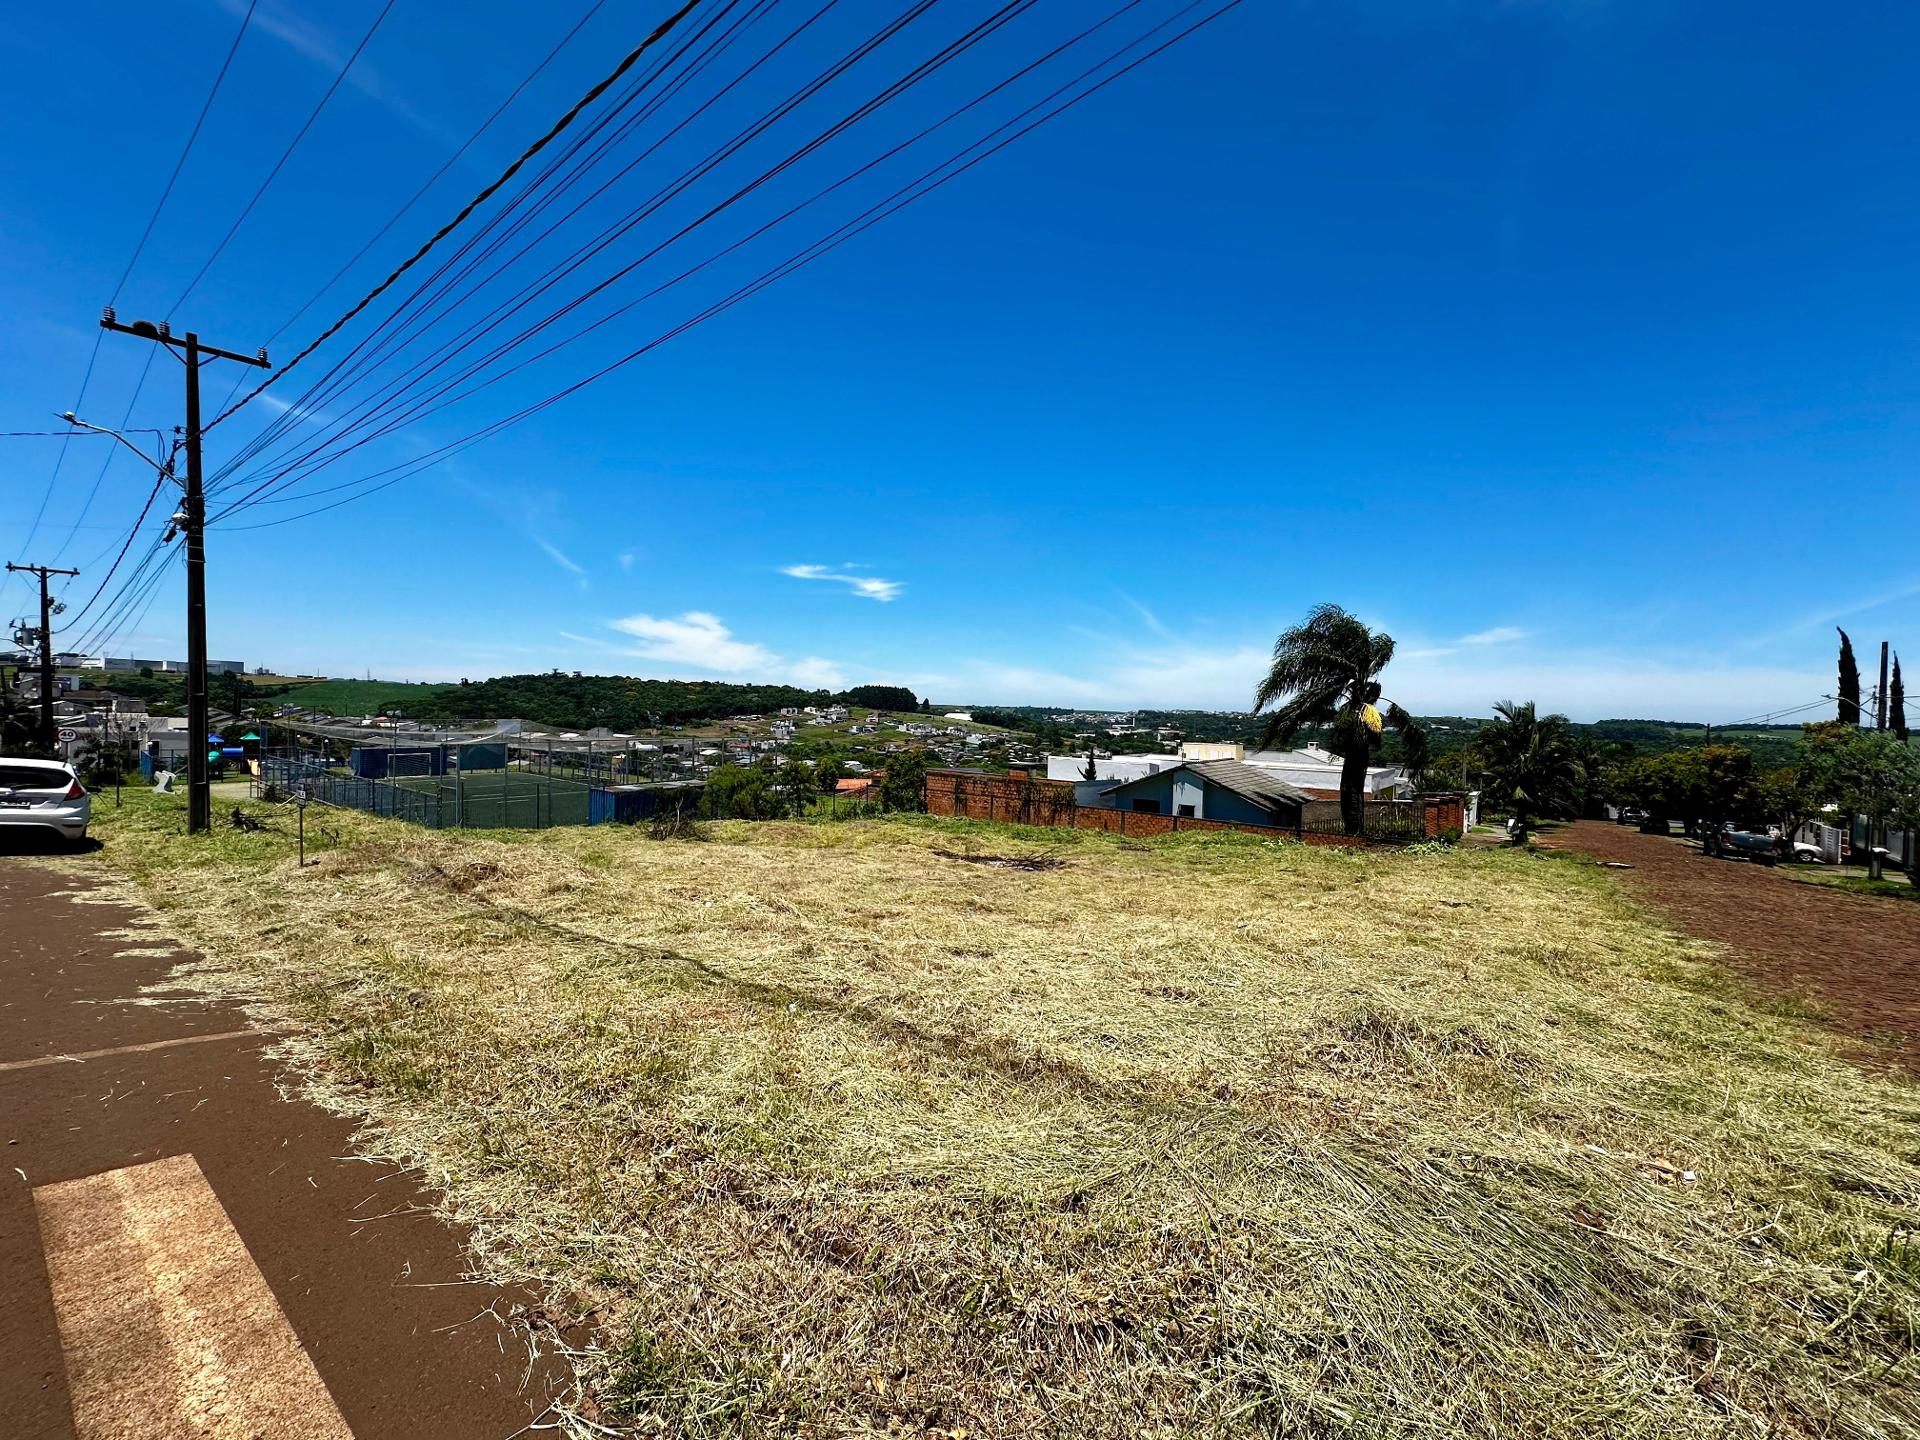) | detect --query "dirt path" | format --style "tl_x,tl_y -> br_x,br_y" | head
1542,821 -> 1920,1071
0,857 -> 569,1438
